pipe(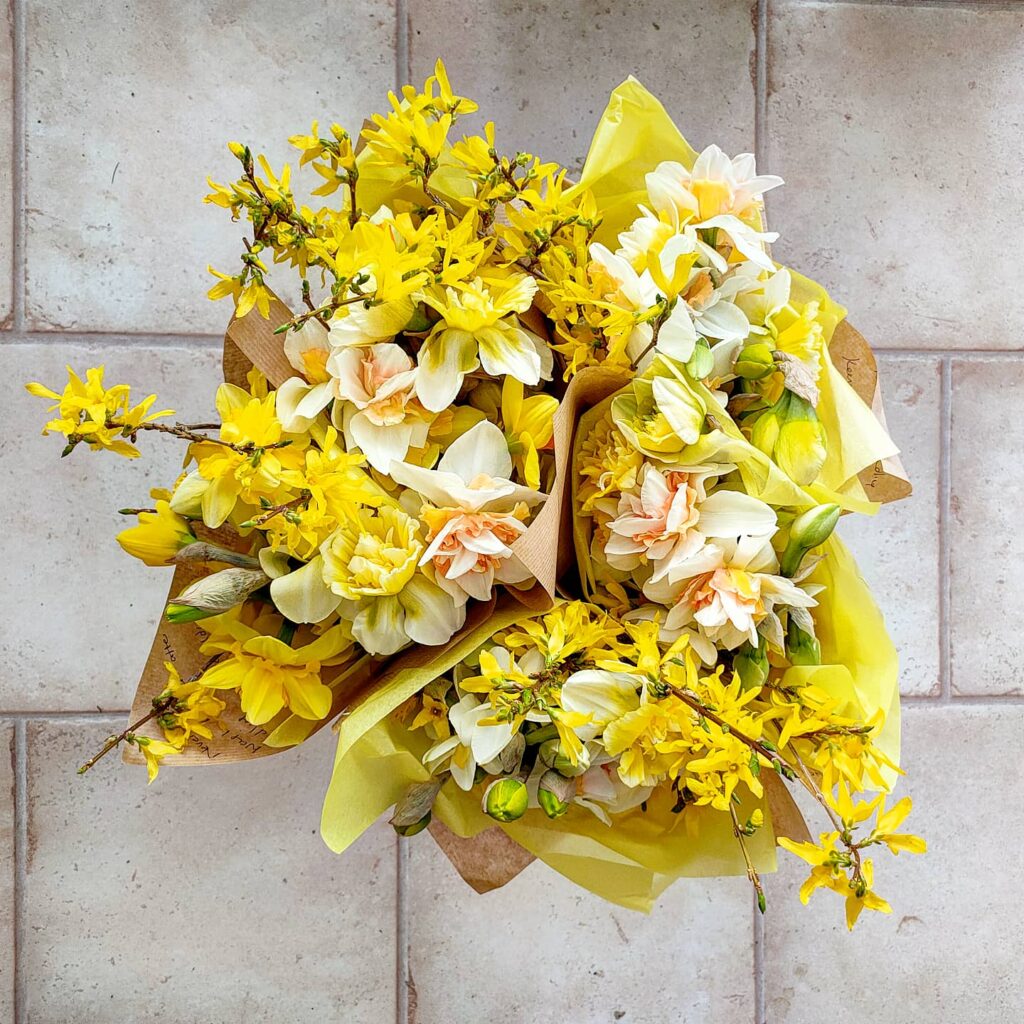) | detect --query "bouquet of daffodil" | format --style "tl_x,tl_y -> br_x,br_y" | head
28,62 -> 922,928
